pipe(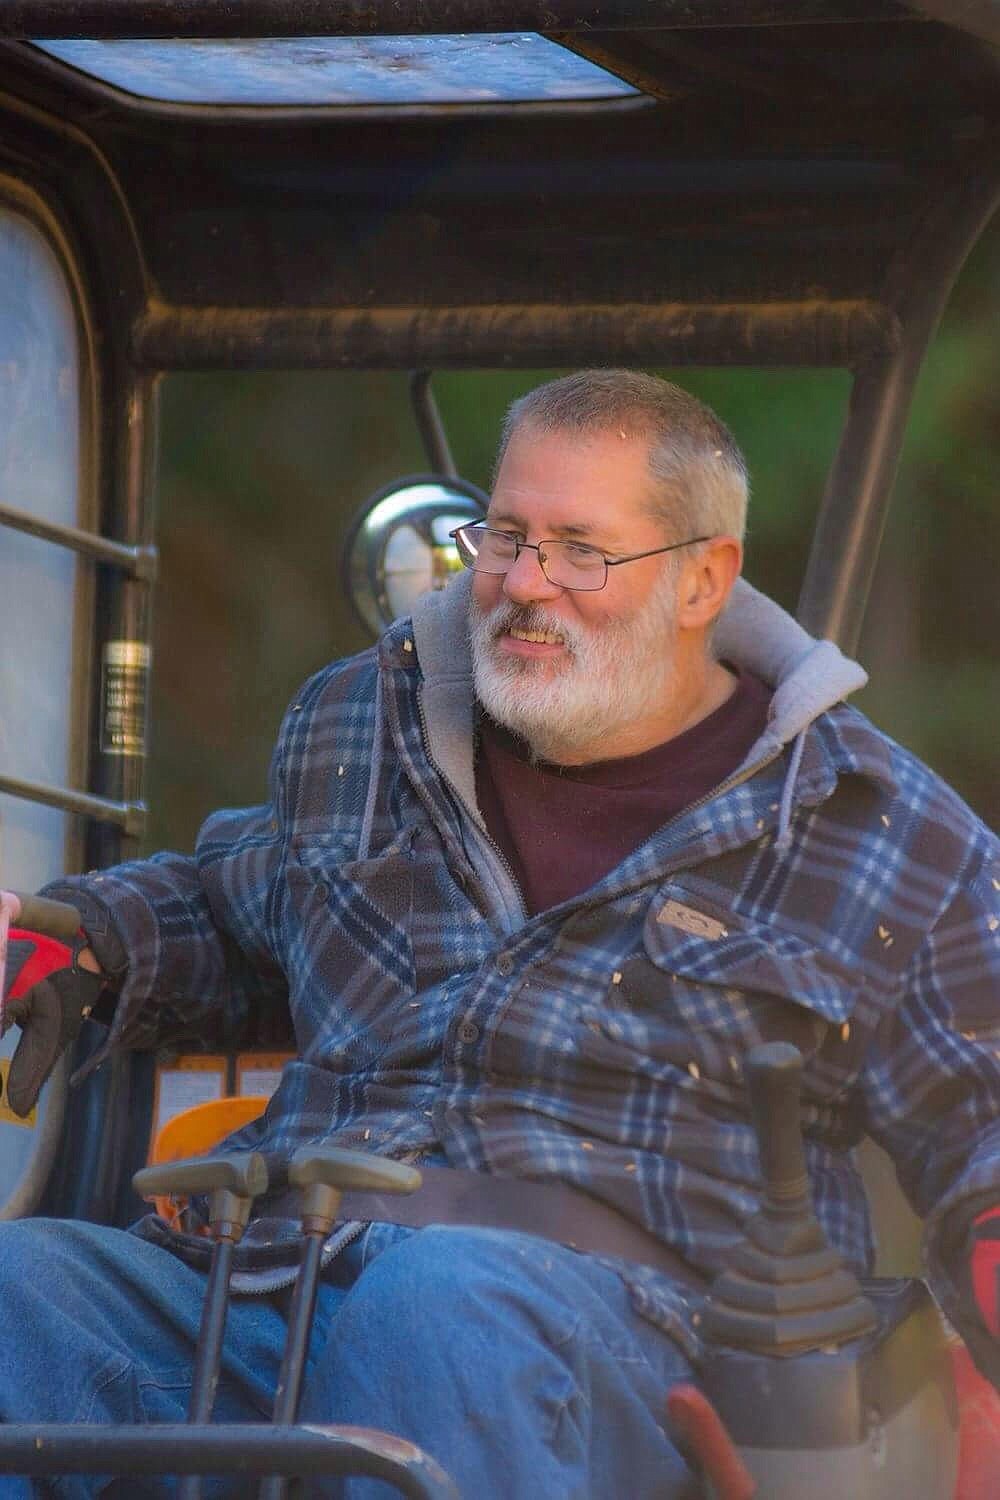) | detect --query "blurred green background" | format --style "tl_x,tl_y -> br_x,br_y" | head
145,221 -> 1000,854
